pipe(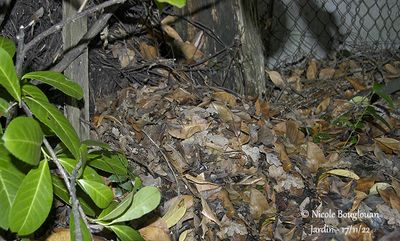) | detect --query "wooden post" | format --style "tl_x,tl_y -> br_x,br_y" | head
177,0 -> 266,97
62,0 -> 89,139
